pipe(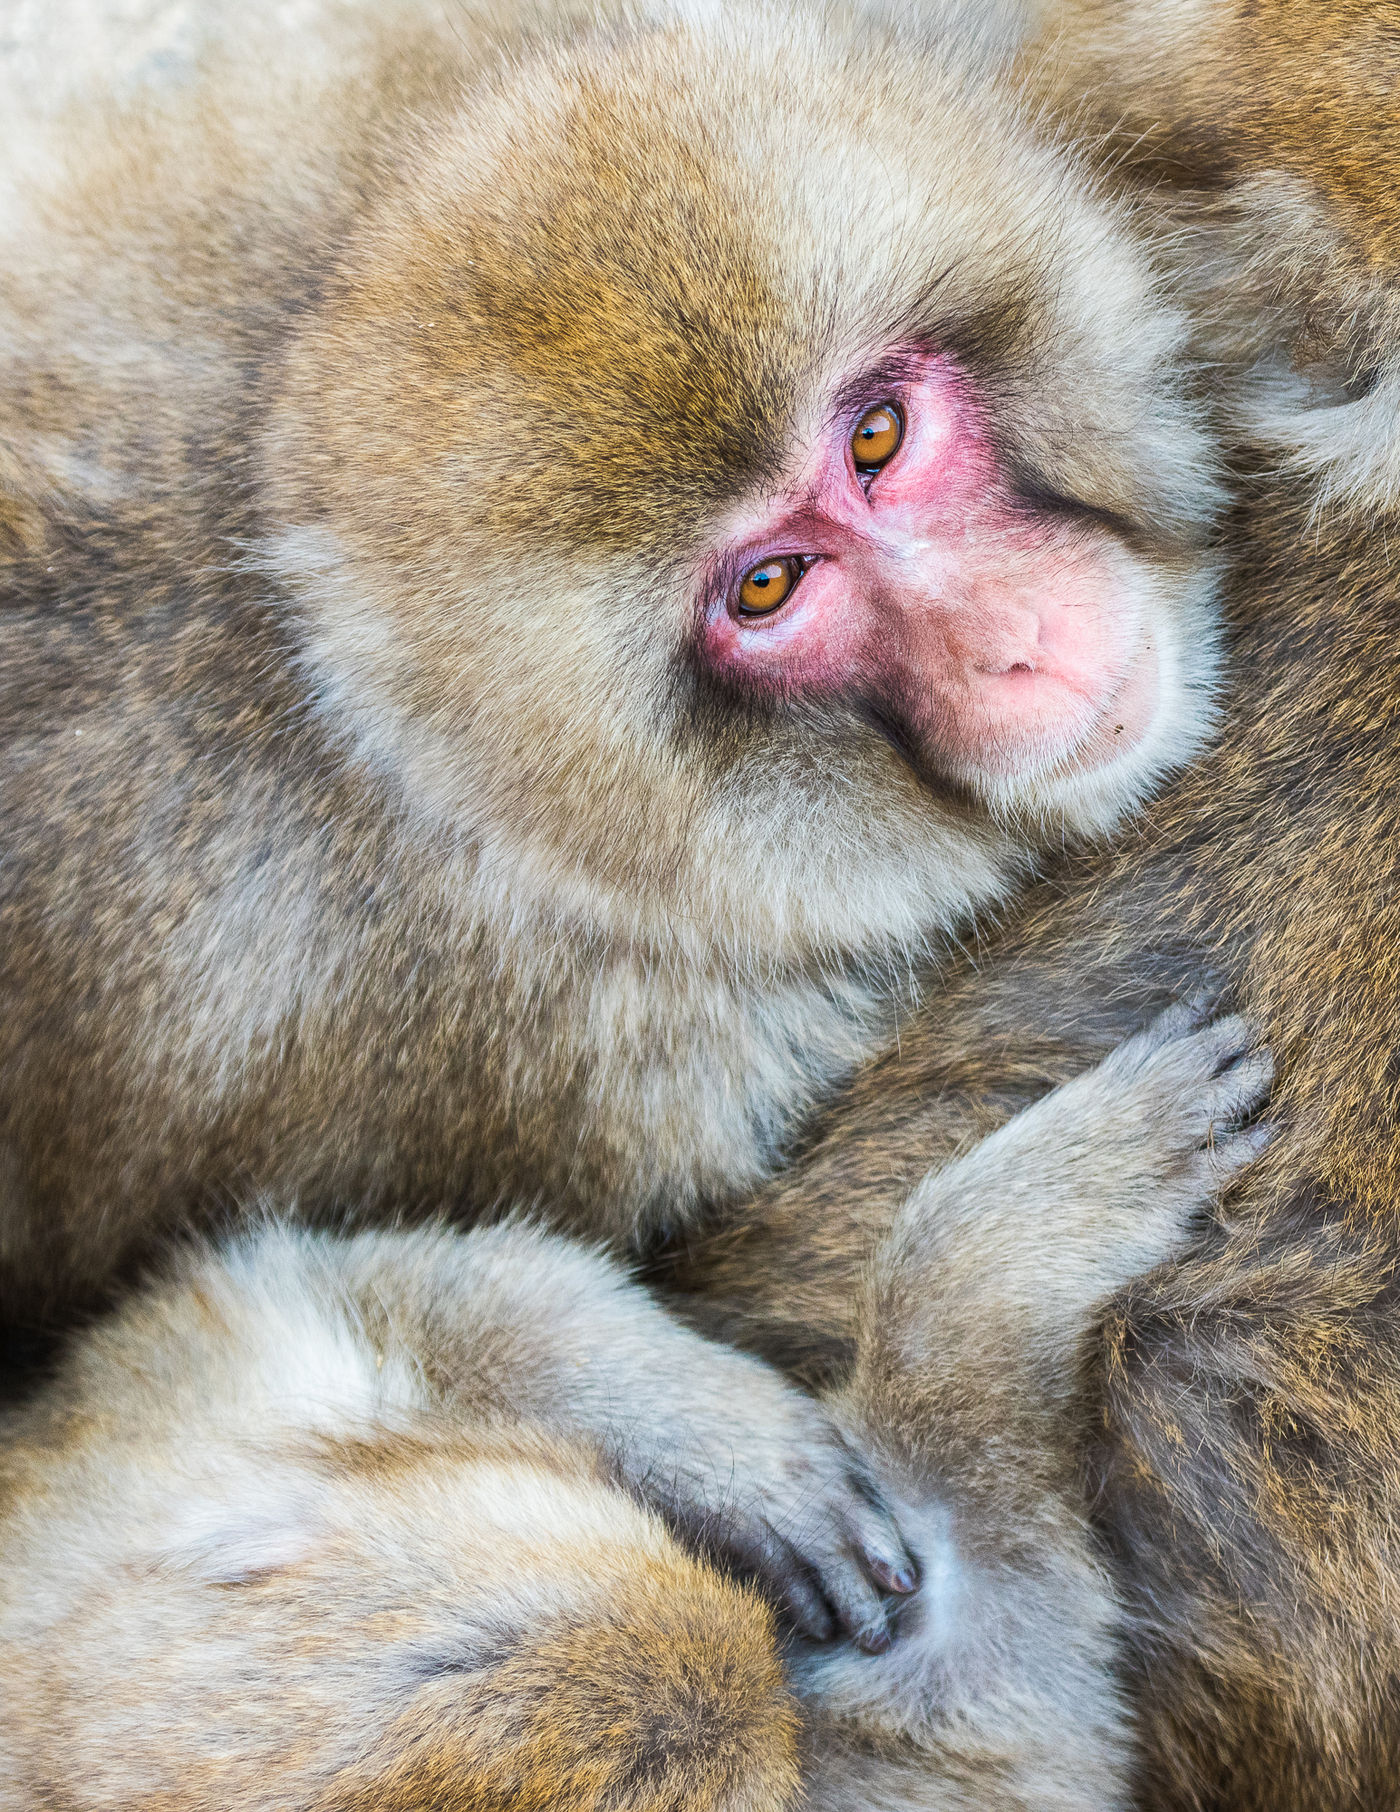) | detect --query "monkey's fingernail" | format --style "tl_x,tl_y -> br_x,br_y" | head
868,1557 -> 918,1594
857,1626 -> 893,1655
